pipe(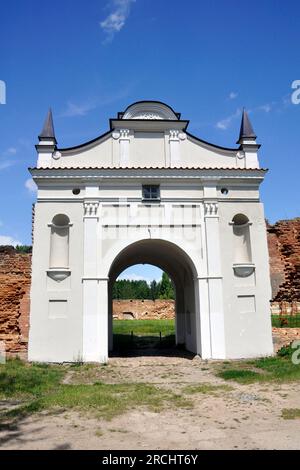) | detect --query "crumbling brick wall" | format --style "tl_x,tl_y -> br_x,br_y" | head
113,299 -> 175,320
267,218 -> 300,315
0,246 -> 31,357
